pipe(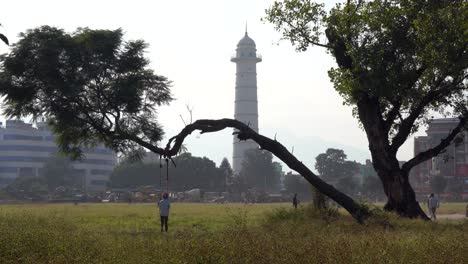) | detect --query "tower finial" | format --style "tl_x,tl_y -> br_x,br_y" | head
245,21 -> 248,36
